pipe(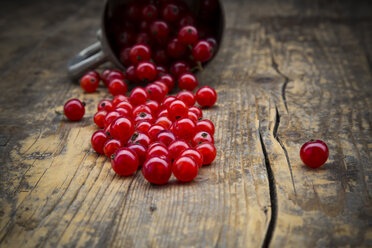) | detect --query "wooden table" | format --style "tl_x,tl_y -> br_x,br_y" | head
1,0 -> 371,247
